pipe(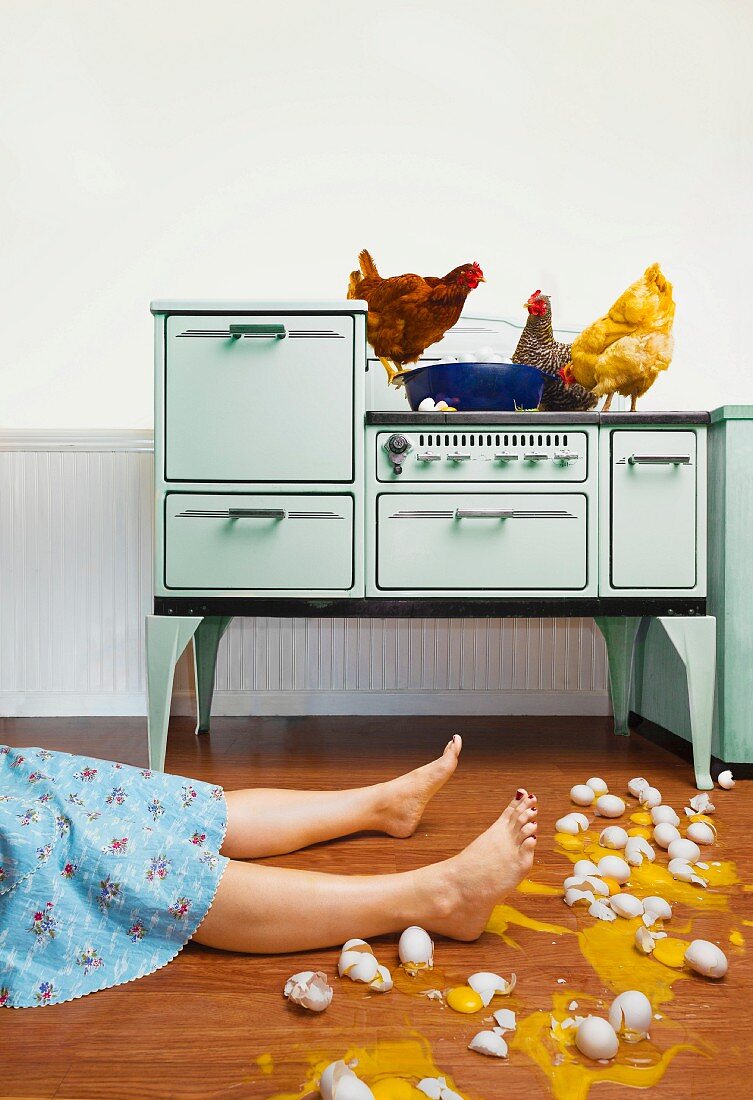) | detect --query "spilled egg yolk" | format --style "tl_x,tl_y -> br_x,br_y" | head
556,833 -> 585,851
730,930 -> 745,947
652,936 -> 690,969
371,1082 -> 424,1100
628,826 -> 654,840
630,811 -> 653,826
601,877 -> 622,896
446,985 -> 485,1013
